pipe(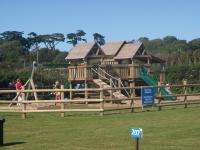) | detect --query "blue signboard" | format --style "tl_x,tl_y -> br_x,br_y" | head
141,87 -> 155,105
130,128 -> 143,139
